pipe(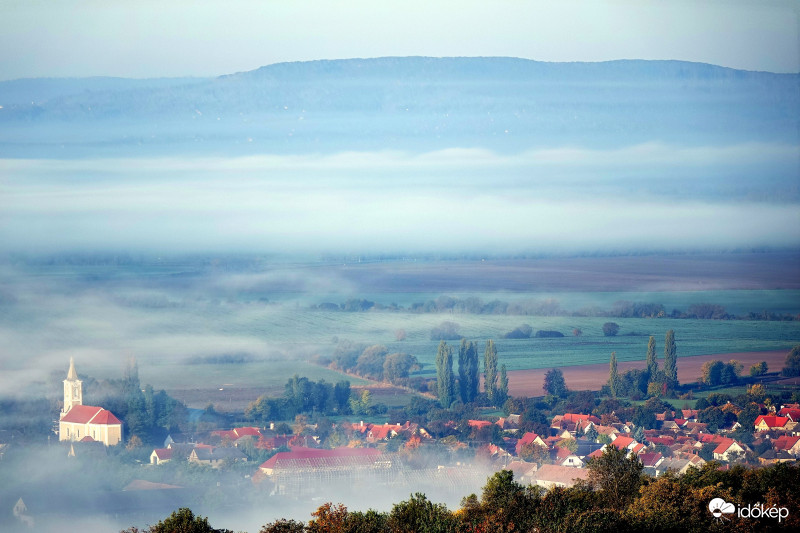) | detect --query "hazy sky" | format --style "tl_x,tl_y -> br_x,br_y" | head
1,0 -> 798,80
